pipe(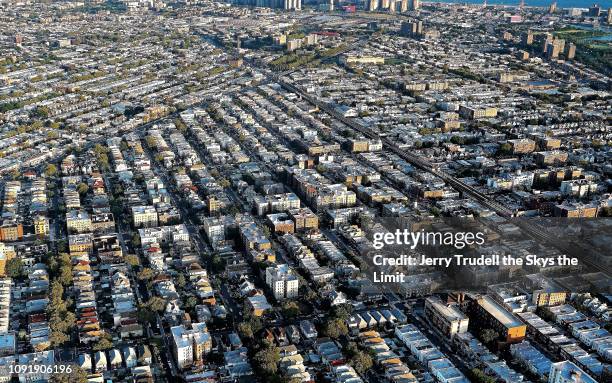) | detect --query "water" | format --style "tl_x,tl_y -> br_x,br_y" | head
426,0 -> 612,8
